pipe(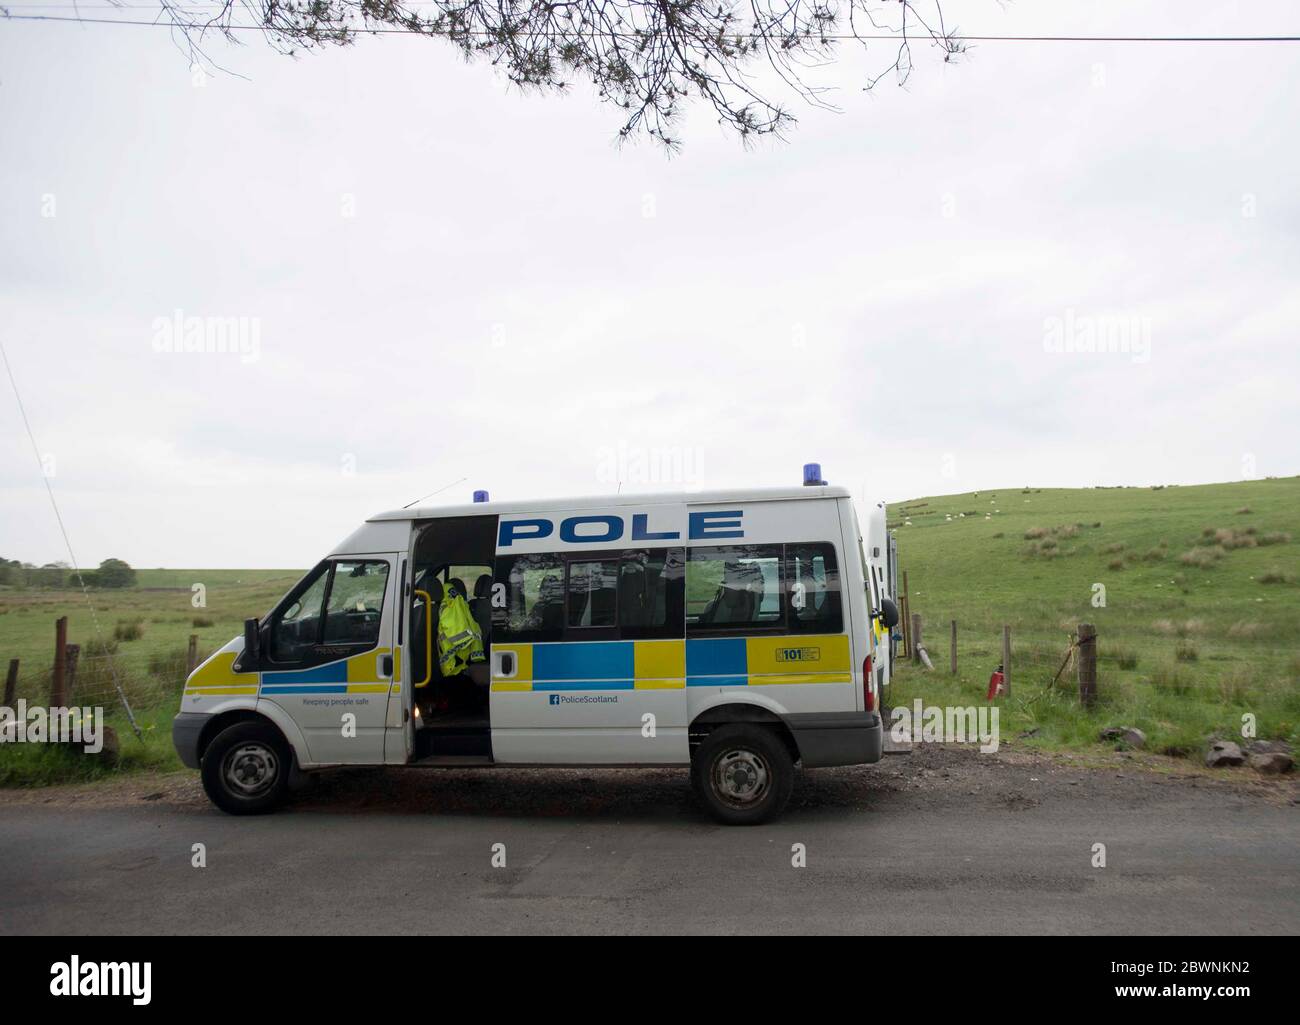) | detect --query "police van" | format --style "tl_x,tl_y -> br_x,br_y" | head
173,464 -> 899,824
863,500 -> 898,690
